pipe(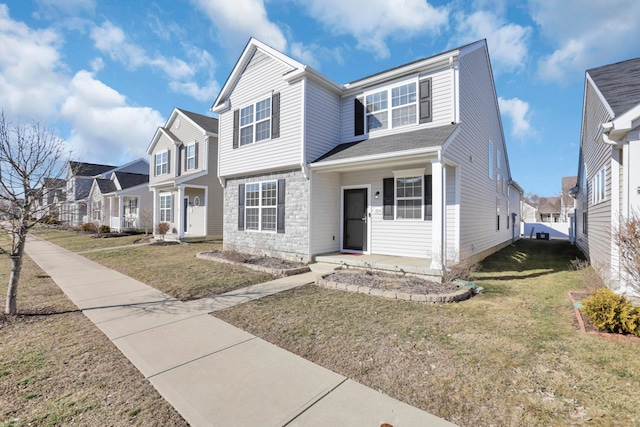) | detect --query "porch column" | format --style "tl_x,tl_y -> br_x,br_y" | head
430,158 -> 445,270
177,185 -> 184,239
118,196 -> 124,232
109,197 -> 114,229
610,148 -> 621,285
151,189 -> 157,234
